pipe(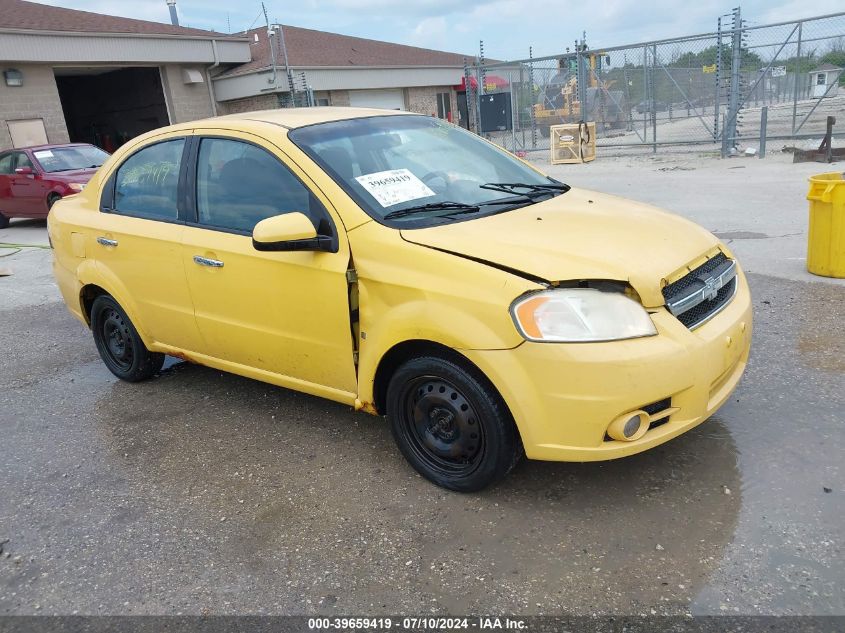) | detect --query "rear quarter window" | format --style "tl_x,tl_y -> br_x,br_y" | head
113,139 -> 185,221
